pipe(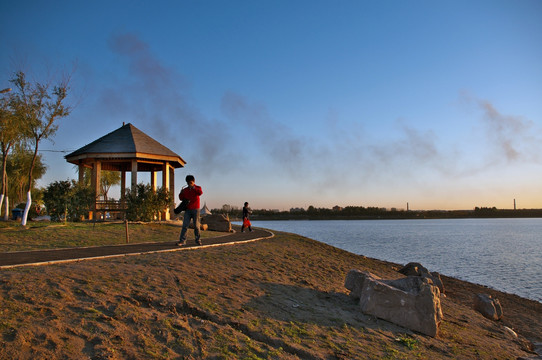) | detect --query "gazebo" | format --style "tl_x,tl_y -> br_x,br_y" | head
65,123 -> 186,220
